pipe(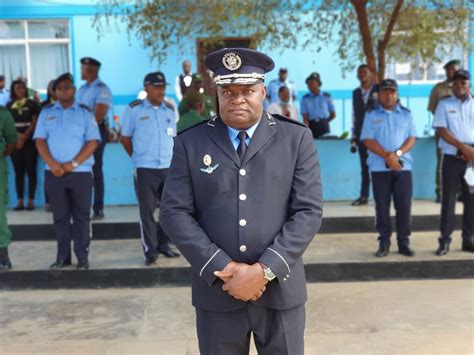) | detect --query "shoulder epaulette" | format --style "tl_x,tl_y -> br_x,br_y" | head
164,100 -> 175,111
177,119 -> 208,135
271,113 -> 306,127
96,82 -> 106,88
323,92 -> 331,98
440,94 -> 453,101
44,102 -> 55,109
399,105 -> 411,113
79,103 -> 92,112
302,93 -> 311,98
129,99 -> 143,108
